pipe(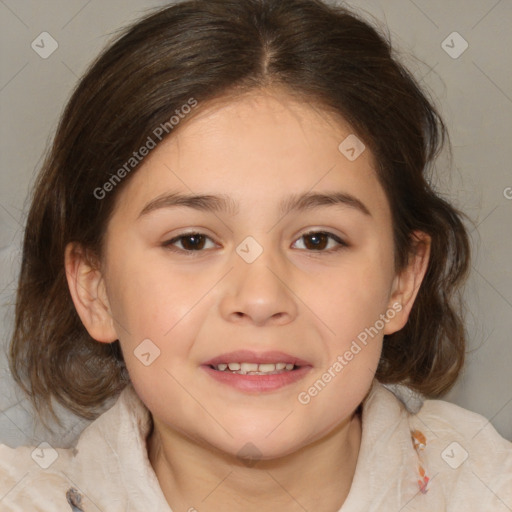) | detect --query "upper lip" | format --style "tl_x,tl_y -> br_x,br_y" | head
203,350 -> 312,367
